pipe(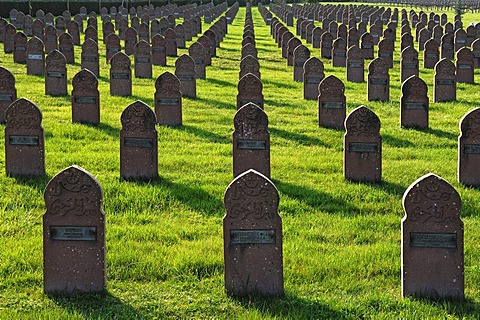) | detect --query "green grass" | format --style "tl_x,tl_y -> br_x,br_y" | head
1,3 -> 480,319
